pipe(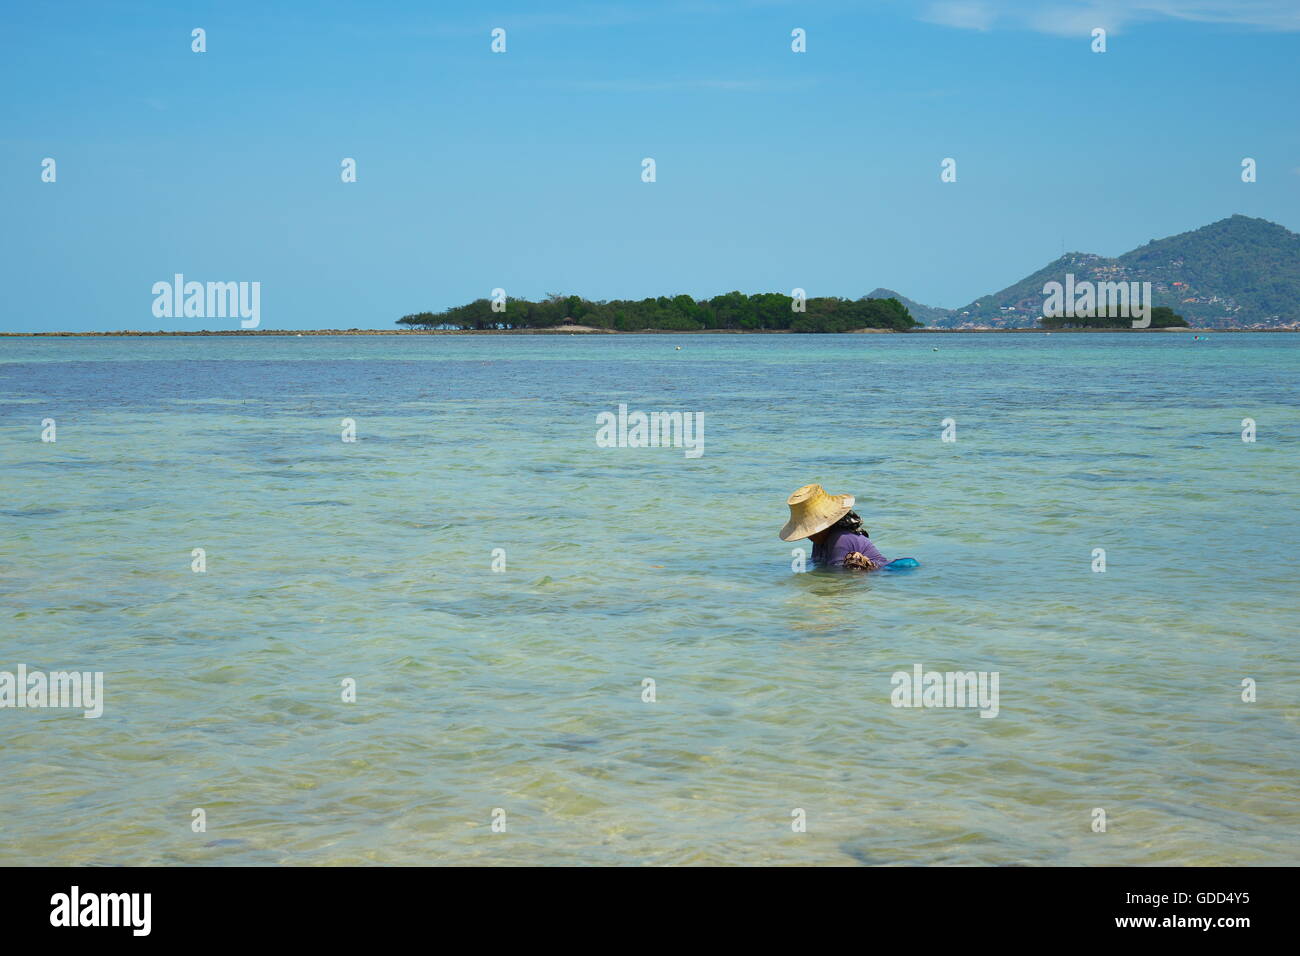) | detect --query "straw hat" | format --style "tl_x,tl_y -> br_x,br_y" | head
779,483 -> 855,541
